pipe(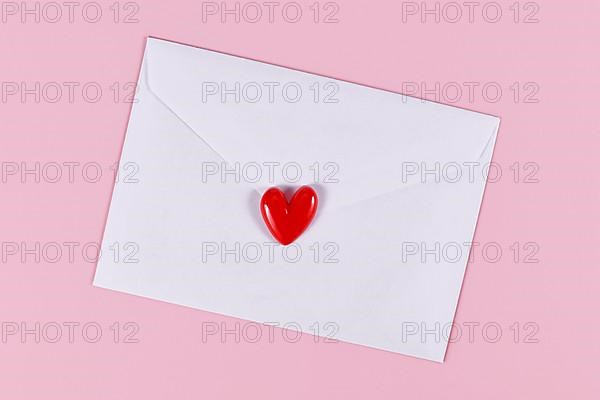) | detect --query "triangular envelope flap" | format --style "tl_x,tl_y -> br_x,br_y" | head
144,38 -> 499,209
